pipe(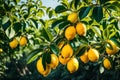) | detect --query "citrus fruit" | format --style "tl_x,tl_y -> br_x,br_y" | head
0,48 -> 3,53
67,57 -> 79,73
59,55 -> 70,65
76,22 -> 86,36
19,36 -> 27,46
106,40 -> 119,55
36,58 -> 51,77
9,38 -> 18,49
80,51 -> 89,63
67,12 -> 78,23
49,54 -> 59,69
88,48 -> 99,62
65,26 -> 76,41
103,58 -> 111,70
61,44 -> 73,58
